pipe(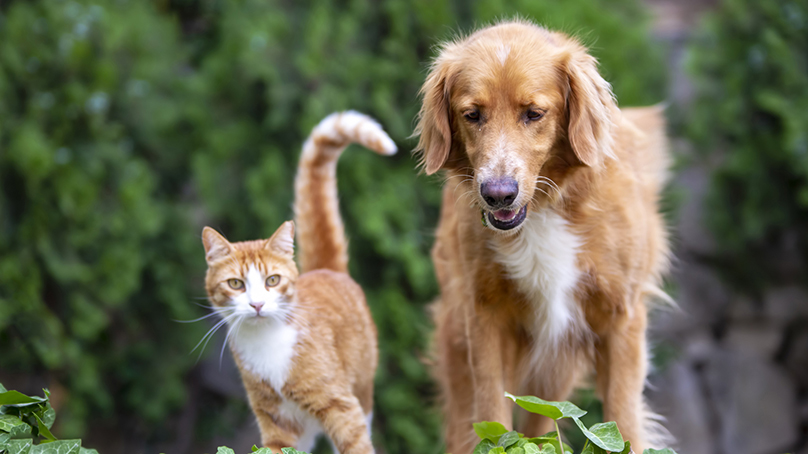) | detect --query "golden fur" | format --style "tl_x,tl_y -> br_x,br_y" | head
415,20 -> 671,453
202,111 -> 395,454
